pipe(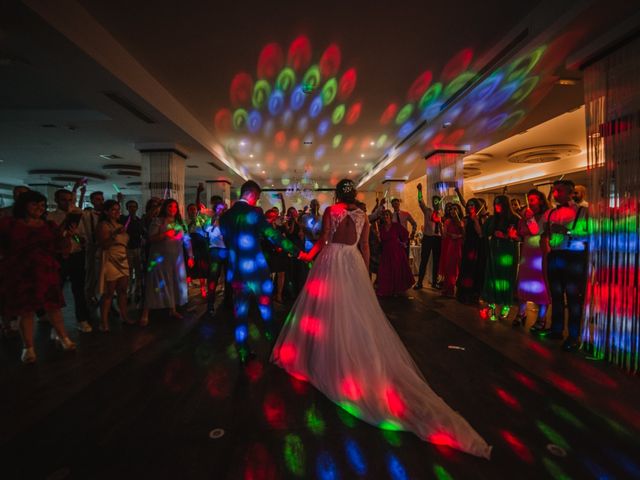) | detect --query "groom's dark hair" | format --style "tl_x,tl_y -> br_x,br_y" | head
240,180 -> 261,197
